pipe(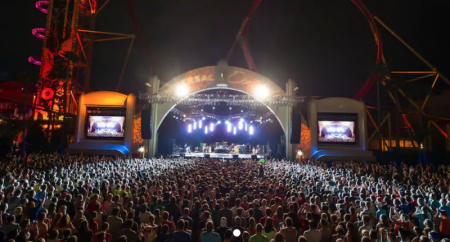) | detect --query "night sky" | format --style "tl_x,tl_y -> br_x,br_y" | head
1,0 -> 449,101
